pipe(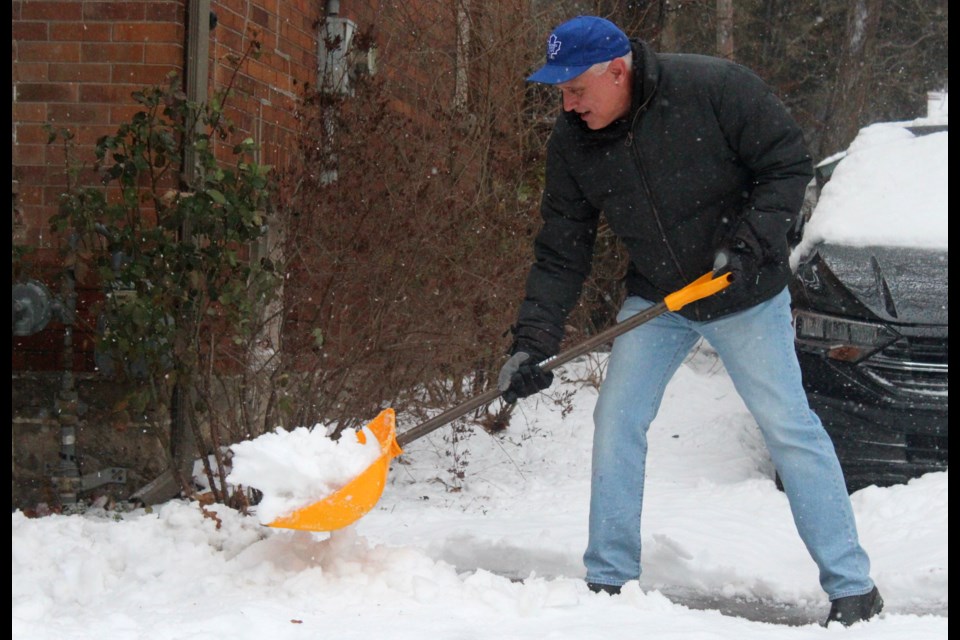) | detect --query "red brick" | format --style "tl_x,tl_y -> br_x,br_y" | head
229,71 -> 257,97
213,28 -> 244,53
13,62 -> 49,82
279,21 -> 312,51
17,41 -> 82,63
14,165 -> 51,185
45,142 -> 77,165
16,83 -> 80,103
266,49 -> 290,74
14,124 -> 53,146
20,1 -> 84,21
110,104 -> 147,124
13,144 -> 47,165
48,63 -> 111,83
144,42 -> 183,65
144,1 -> 183,22
81,42 -> 145,63
49,22 -> 113,42
212,6 -> 244,33
112,23 -> 182,44
37,139 -> 65,166
15,182 -> 43,209
13,102 -> 48,122
48,103 -> 102,124
112,63 -> 180,86
11,345 -> 65,372
13,21 -> 48,40
246,59 -> 266,83
73,125 -> 124,146
82,2 -> 146,21
251,5 -> 271,28
78,83 -> 147,104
